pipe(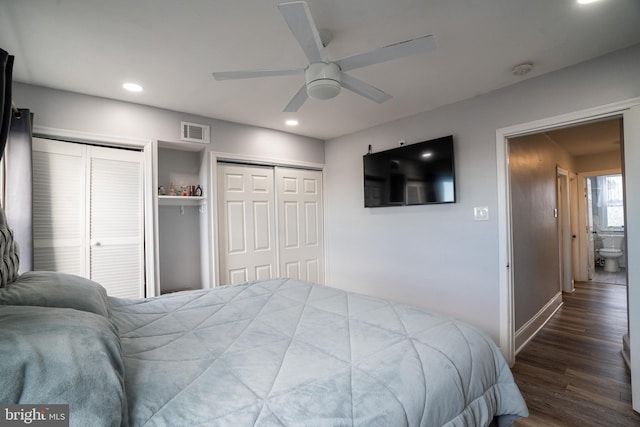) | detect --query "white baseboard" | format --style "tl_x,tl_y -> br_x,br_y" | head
622,334 -> 631,372
515,292 -> 563,355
